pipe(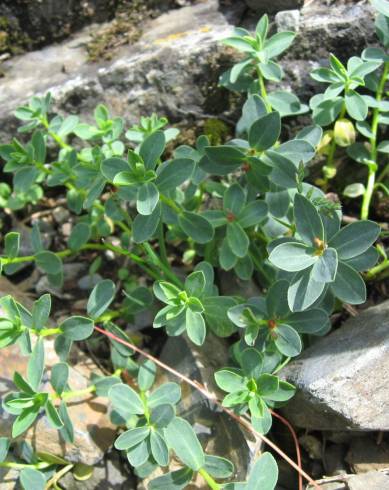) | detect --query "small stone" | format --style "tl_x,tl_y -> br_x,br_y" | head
275,10 -> 300,32
280,301 -> 389,430
346,436 -> 389,474
348,471 -> 389,490
52,206 -> 70,224
78,273 -> 103,290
